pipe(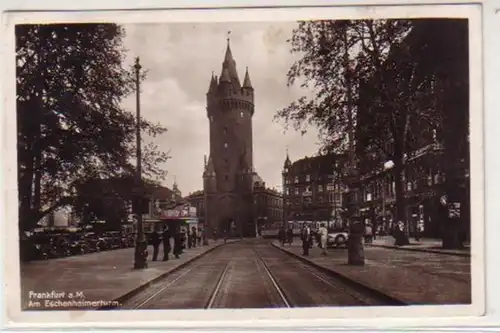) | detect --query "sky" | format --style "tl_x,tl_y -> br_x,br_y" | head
120,22 -> 321,196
